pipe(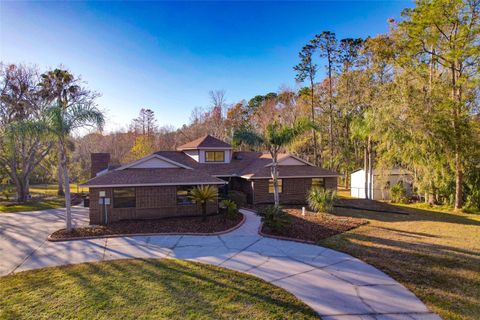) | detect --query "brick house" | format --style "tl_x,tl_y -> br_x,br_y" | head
82,135 -> 339,225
